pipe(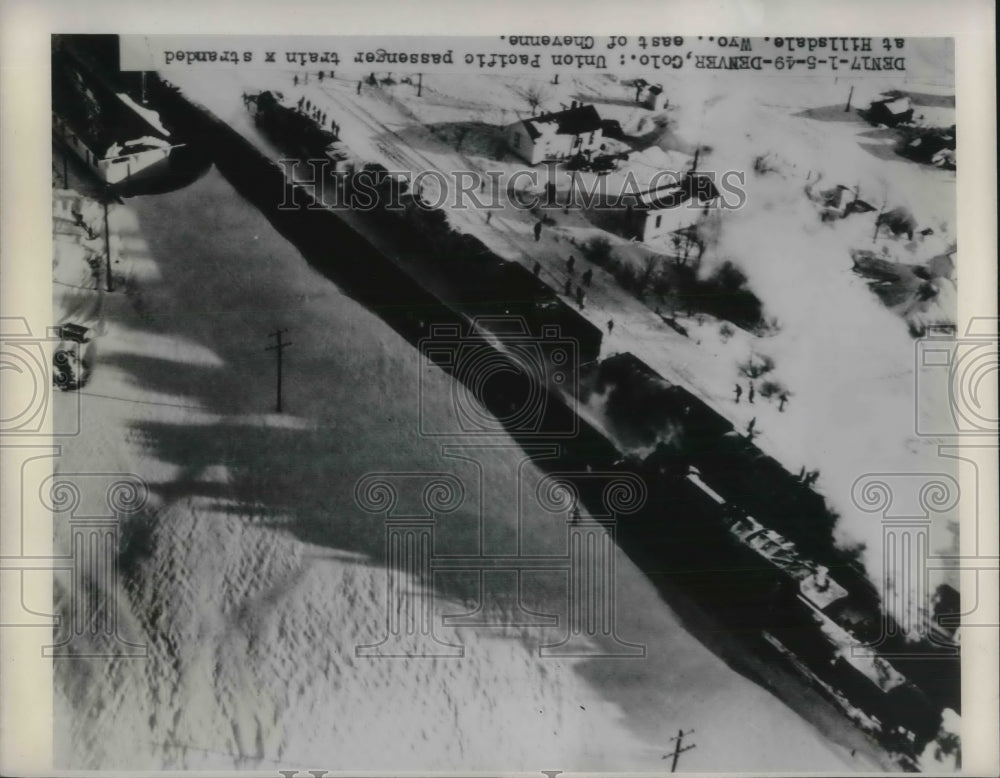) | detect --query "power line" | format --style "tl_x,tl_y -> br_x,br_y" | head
77,390 -> 206,411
